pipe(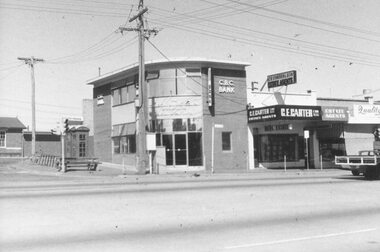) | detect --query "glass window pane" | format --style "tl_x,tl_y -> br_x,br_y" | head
127,85 -> 136,102
186,76 -> 202,95
161,119 -> 173,133
188,132 -> 202,166
148,79 -> 159,98
113,137 -> 120,154
120,136 -> 127,154
120,86 -> 128,103
128,135 -> 136,153
188,118 -> 202,131
112,89 -> 120,106
222,132 -> 232,151
173,119 -> 186,131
